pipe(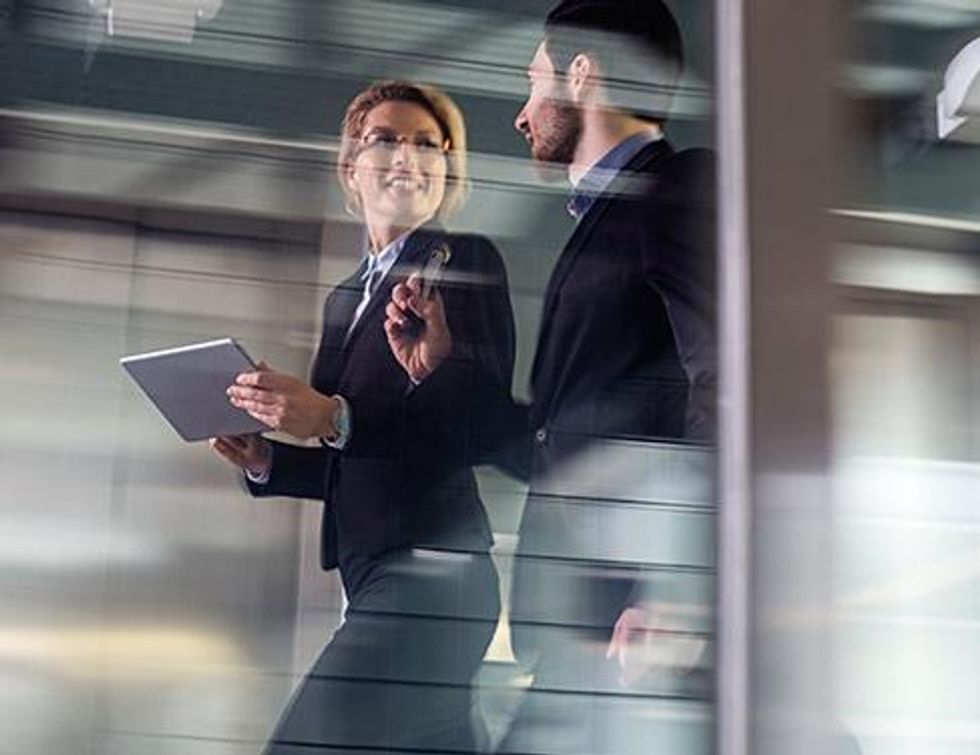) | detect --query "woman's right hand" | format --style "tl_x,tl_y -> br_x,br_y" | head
385,272 -> 452,383
210,433 -> 272,478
